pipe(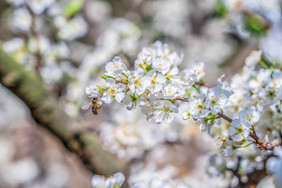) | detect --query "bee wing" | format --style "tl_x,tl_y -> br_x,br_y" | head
98,100 -> 102,106
81,104 -> 91,110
